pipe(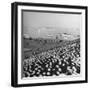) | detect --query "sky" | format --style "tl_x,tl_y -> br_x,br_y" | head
22,11 -> 81,38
